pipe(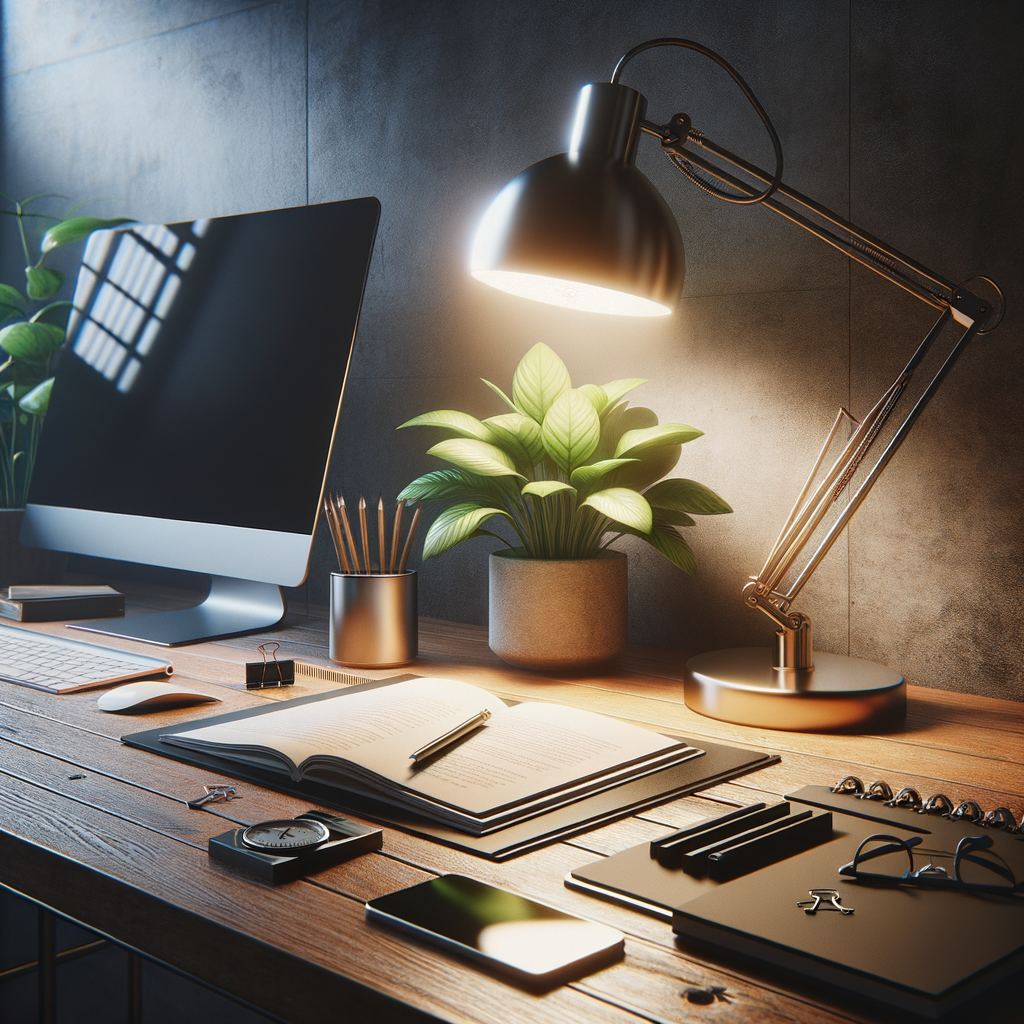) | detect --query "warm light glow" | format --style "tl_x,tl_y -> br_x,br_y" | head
471,268 -> 671,316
